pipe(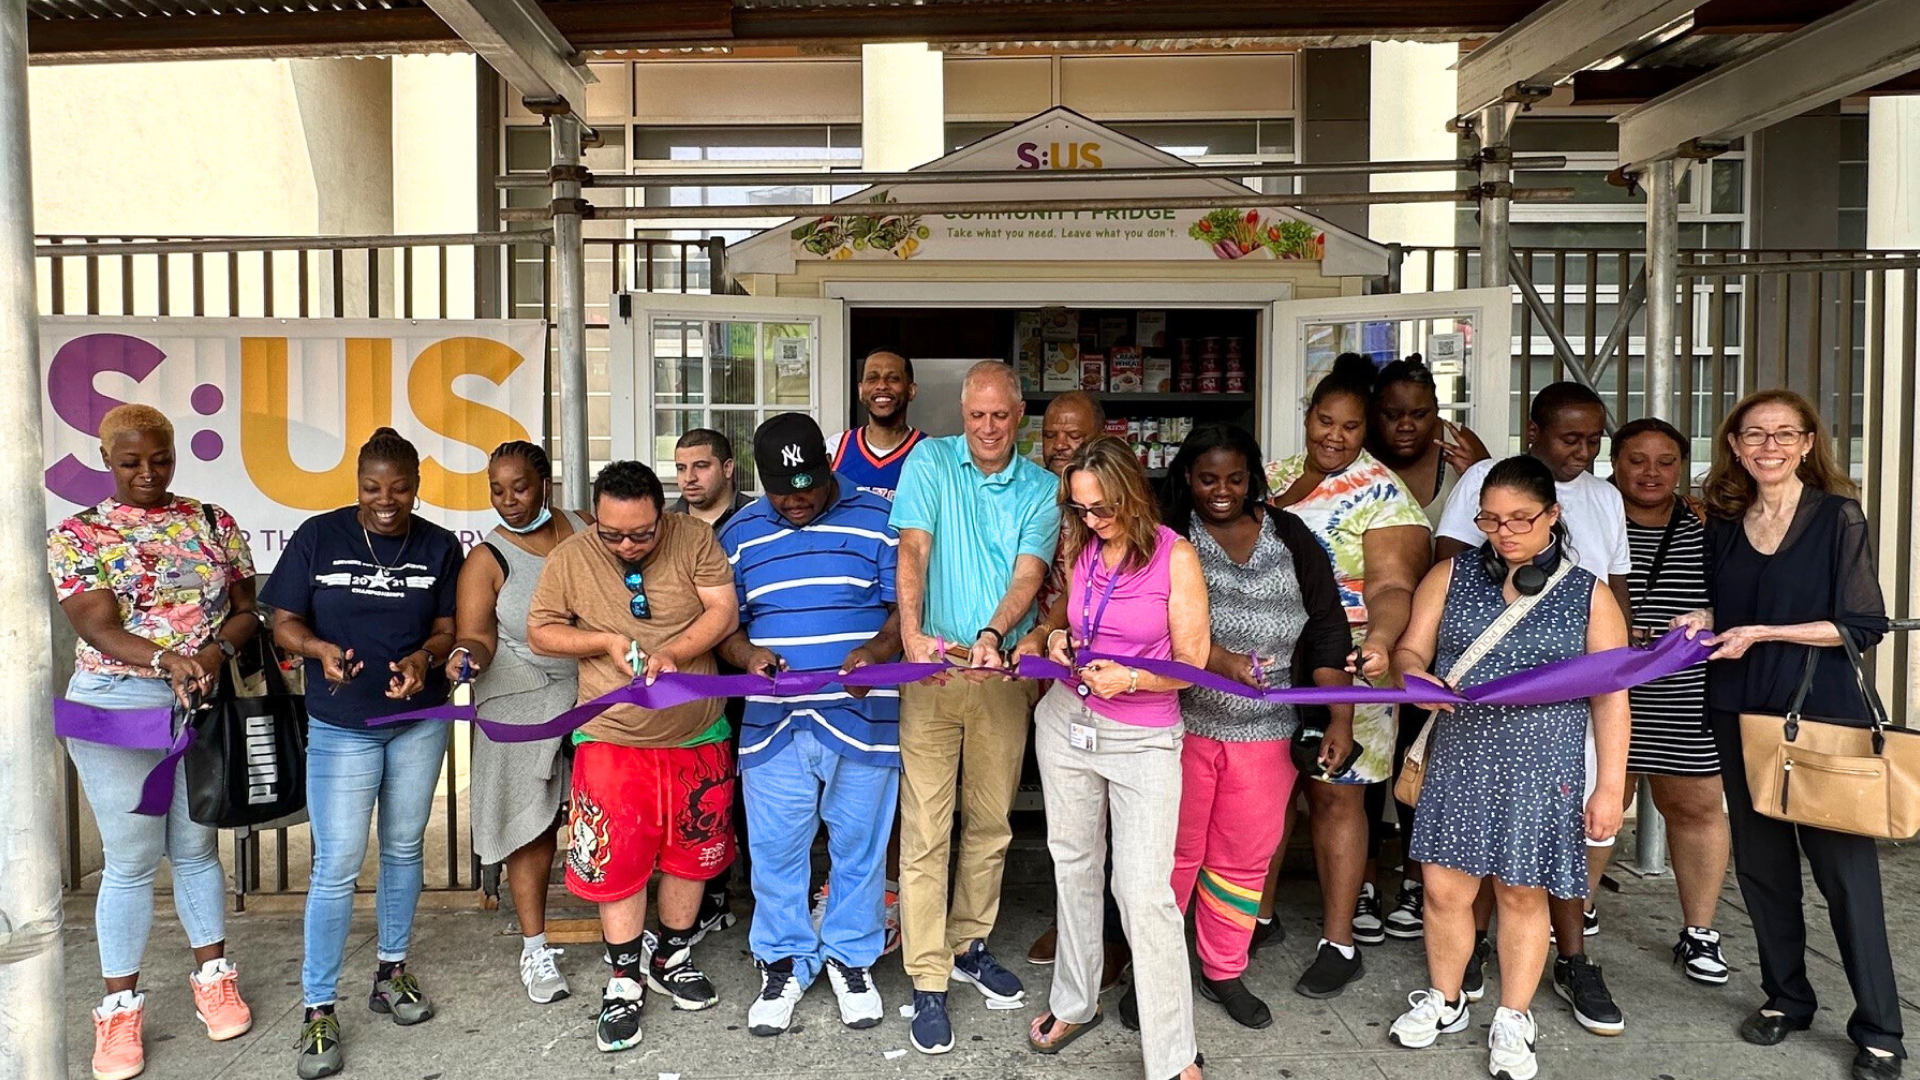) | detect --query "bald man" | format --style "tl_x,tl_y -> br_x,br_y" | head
890,361 -> 1062,1054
